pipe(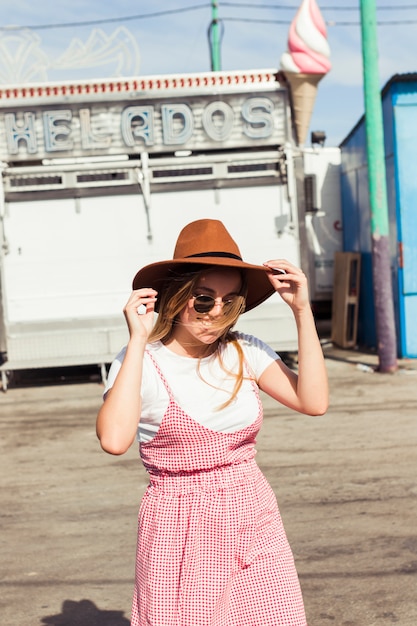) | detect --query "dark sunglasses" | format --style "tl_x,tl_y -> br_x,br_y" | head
192,294 -> 244,314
